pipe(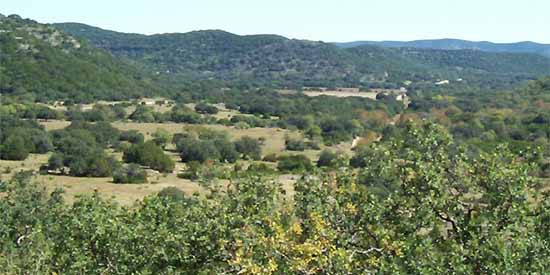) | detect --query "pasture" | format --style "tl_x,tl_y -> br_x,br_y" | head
1,119 -> 355,205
